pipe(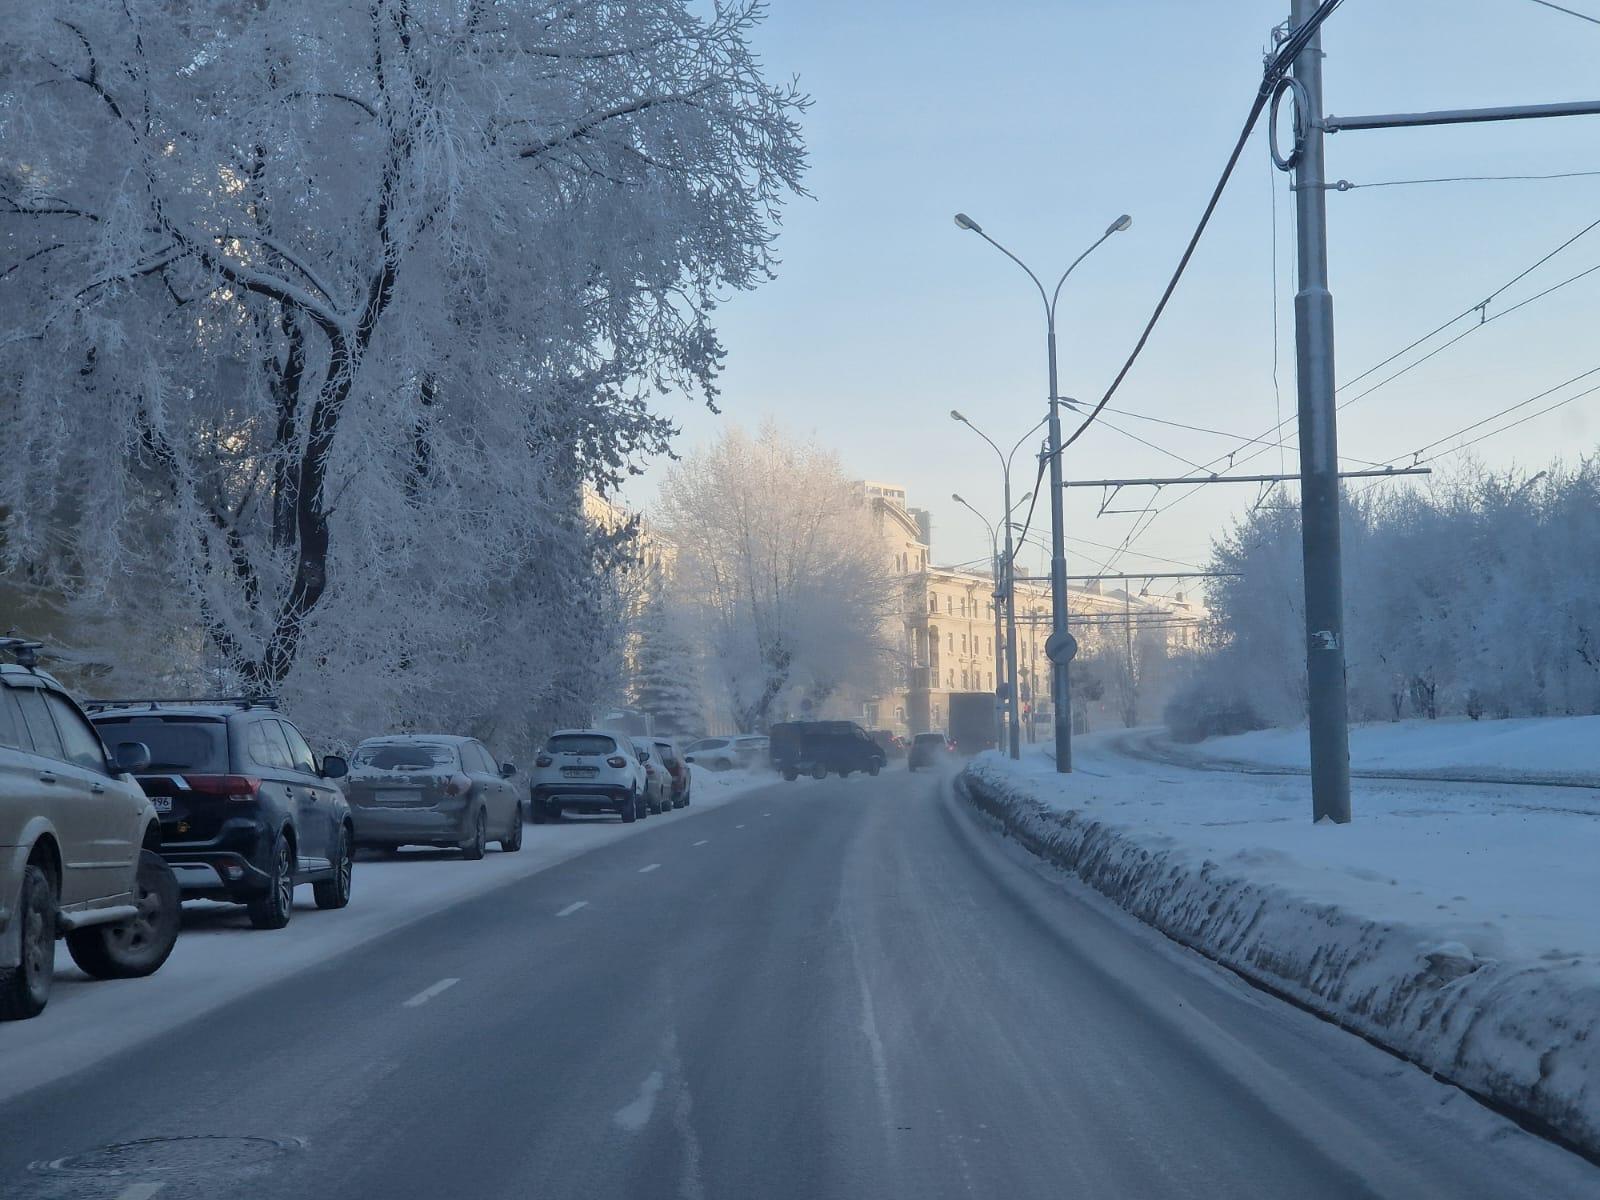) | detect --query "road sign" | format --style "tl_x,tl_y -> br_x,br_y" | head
1045,630 -> 1078,664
